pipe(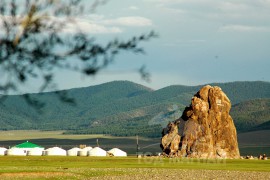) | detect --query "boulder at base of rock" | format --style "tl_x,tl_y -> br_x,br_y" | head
161,85 -> 240,159
161,121 -> 181,156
